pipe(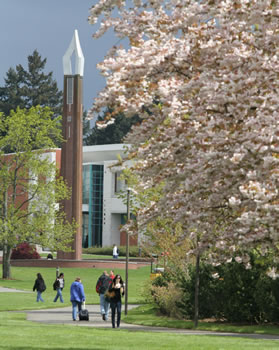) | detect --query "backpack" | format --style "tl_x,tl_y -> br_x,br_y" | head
41,281 -> 46,292
96,280 -> 102,294
96,276 -> 110,294
53,279 -> 59,291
